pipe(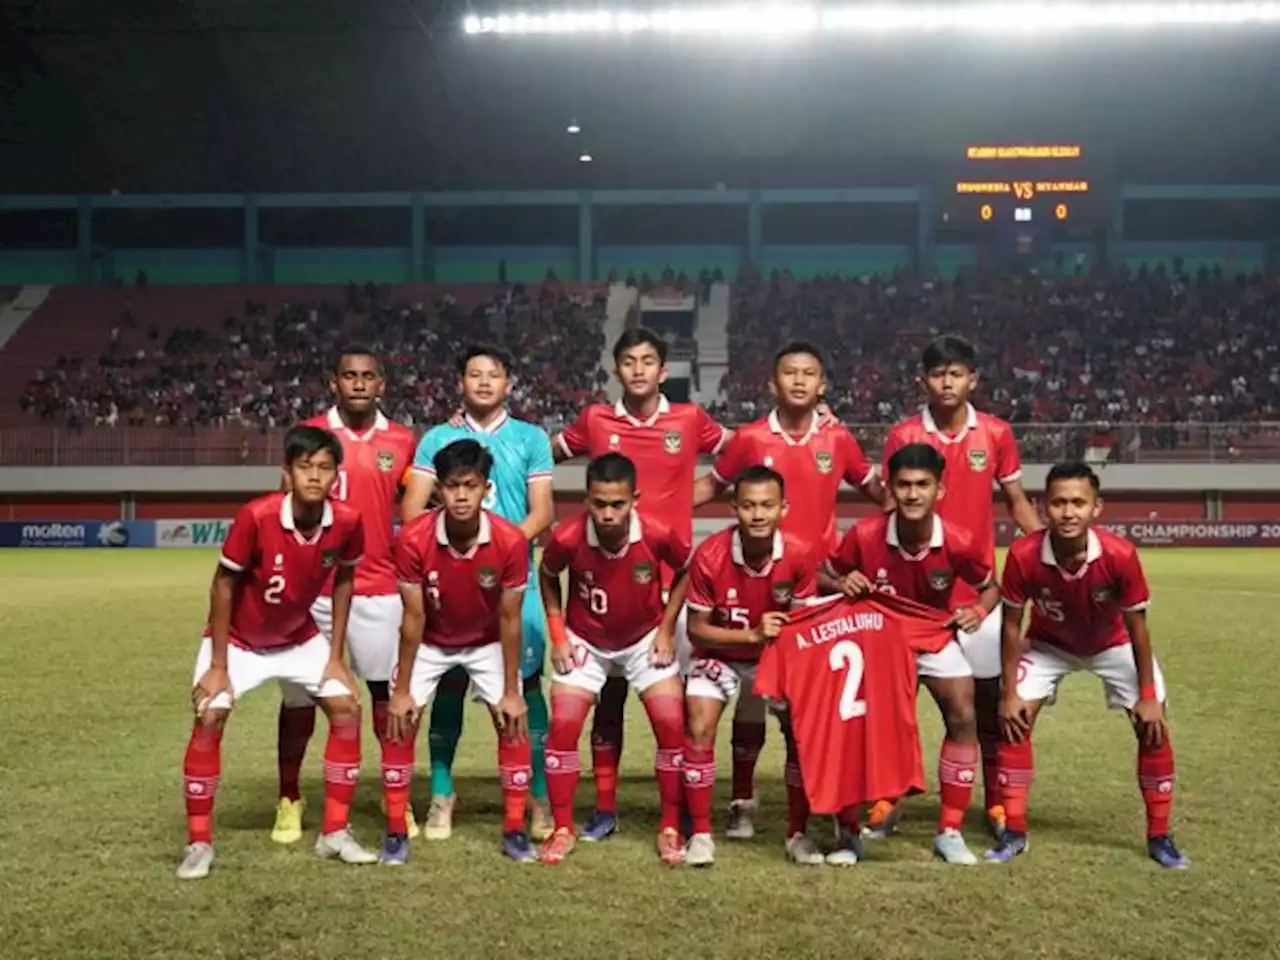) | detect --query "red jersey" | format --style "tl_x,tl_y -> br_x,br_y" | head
540,511 -> 692,651
393,510 -> 528,650
827,513 -> 992,611
754,594 -> 952,814
557,396 -> 727,574
711,410 -> 874,552
685,527 -> 819,663
301,408 -> 417,597
1001,528 -> 1151,657
882,404 -> 1021,567
216,492 -> 364,652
